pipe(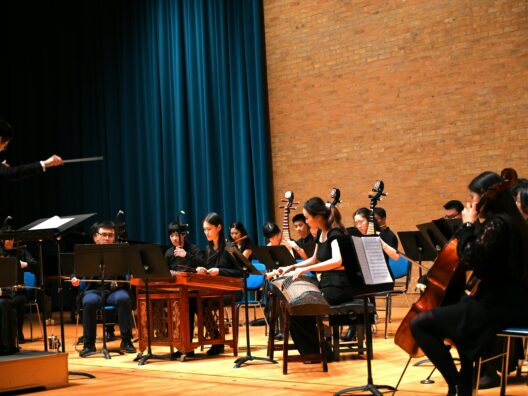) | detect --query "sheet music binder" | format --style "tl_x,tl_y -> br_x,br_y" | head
348,235 -> 394,294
